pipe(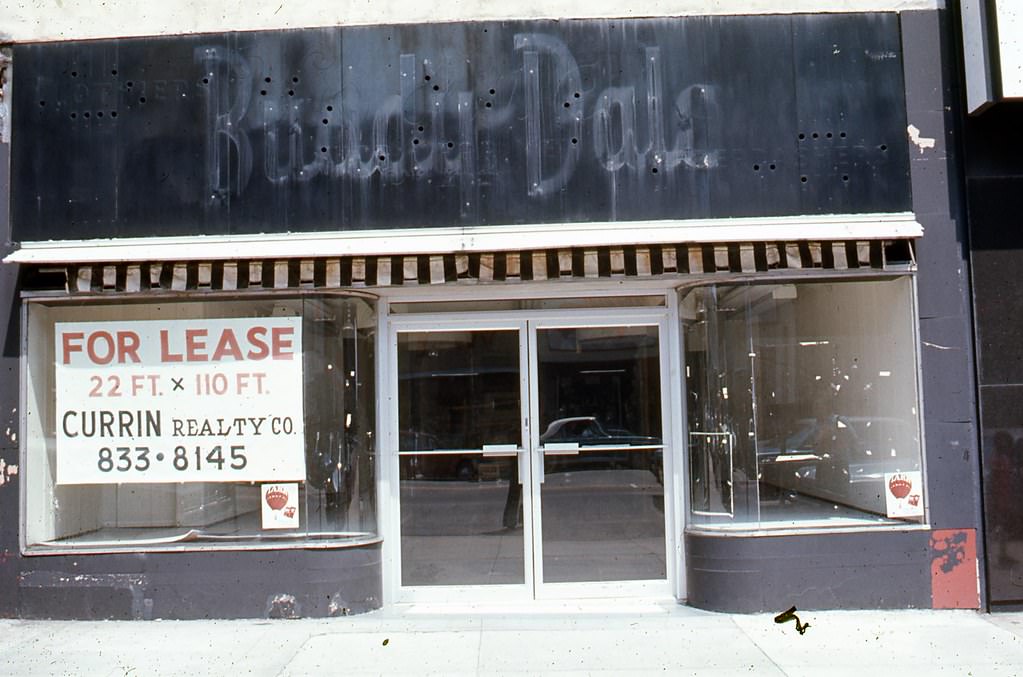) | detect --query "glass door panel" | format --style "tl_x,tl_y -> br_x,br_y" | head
533,326 -> 667,584
397,329 -> 526,587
